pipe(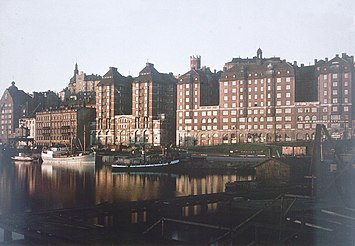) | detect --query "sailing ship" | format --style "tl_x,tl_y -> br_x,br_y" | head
41,126 -> 96,164
41,147 -> 96,164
